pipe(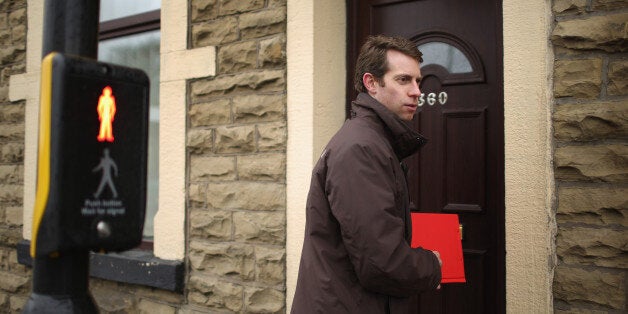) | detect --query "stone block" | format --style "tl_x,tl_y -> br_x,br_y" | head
5,206 -> 20,225
608,59 -> 628,96
192,16 -> 238,48
189,183 -> 206,208
188,274 -> 243,311
554,59 -> 602,98
268,0 -> 287,7
189,241 -> 255,280
553,101 -> 628,141
137,299 -> 176,314
0,29 -> 9,46
190,156 -> 236,181
0,85 -> 8,102
190,70 -> 285,101
0,142 -> 22,162
553,0 -> 587,14
244,287 -> 284,314
91,285 -> 135,313
555,144 -> 628,182
207,181 -> 285,211
0,165 -> 22,184
592,0 -> 628,10
255,246 -> 285,285
233,94 -> 285,123
0,226 -> 21,246
0,271 -> 28,292
9,295 -> 26,313
11,24 -> 24,44
555,308 -> 608,314
187,129 -> 213,154
239,7 -> 286,40
0,13 -> 7,30
234,211 -> 285,245
0,184 -> 21,203
7,8 -> 24,27
556,226 -> 627,268
551,12 -> 628,52
0,123 -> 23,140
0,103 -> 24,123
219,0 -> 265,16
215,125 -> 256,153
189,99 -> 231,127
0,292 -> 7,309
218,40 -> 258,74
259,35 -> 286,68
237,153 -> 285,181
189,209 -> 232,240
557,186 -> 627,226
191,0 -> 218,22
257,122 -> 286,151
554,265 -> 625,310
0,45 -> 24,64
